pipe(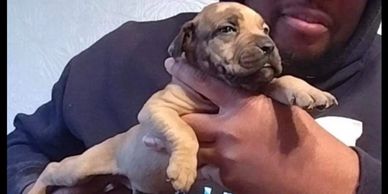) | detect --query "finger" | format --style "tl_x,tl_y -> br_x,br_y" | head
165,57 -> 245,107
182,113 -> 220,142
